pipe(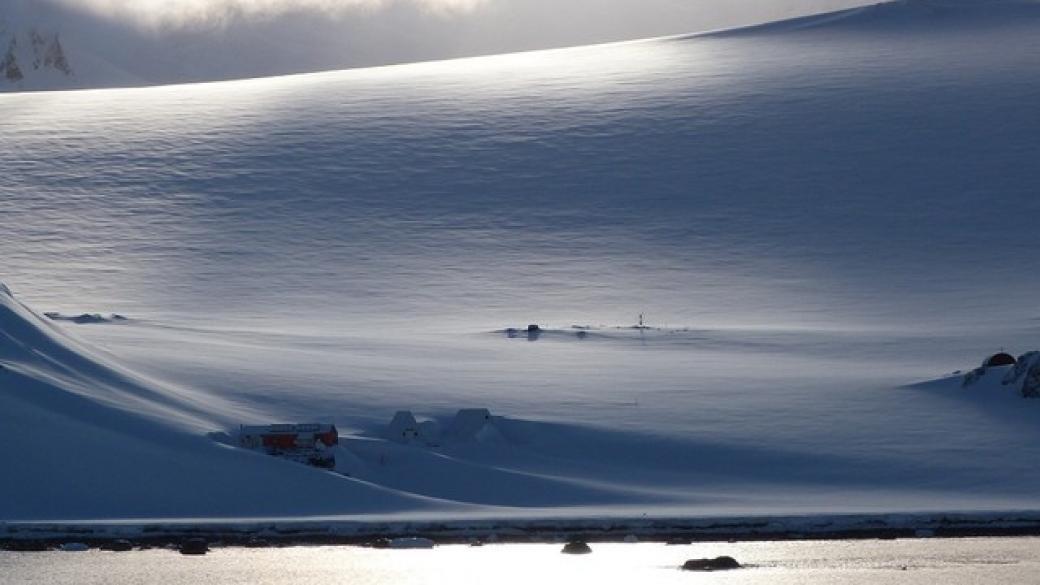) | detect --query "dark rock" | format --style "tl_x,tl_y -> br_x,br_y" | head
1003,352 -> 1038,385
3,39 -> 23,82
179,538 -> 209,555
43,34 -> 72,76
682,556 -> 741,571
43,312 -> 129,324
1022,360 -> 1040,398
562,541 -> 592,554
3,540 -> 50,552
102,539 -> 134,552
69,314 -> 108,324
29,29 -> 46,69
